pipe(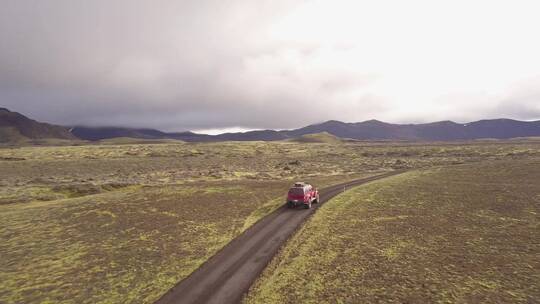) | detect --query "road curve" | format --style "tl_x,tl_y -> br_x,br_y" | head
155,171 -> 405,304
